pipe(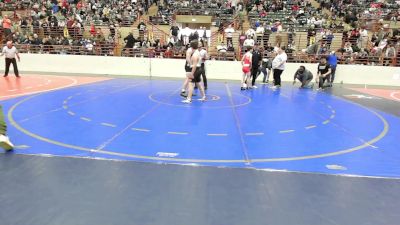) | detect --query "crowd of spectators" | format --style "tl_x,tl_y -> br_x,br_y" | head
121,23 -> 213,58
315,0 -> 400,65
235,0 -> 400,66
0,0 -> 154,54
1,0 -> 399,65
